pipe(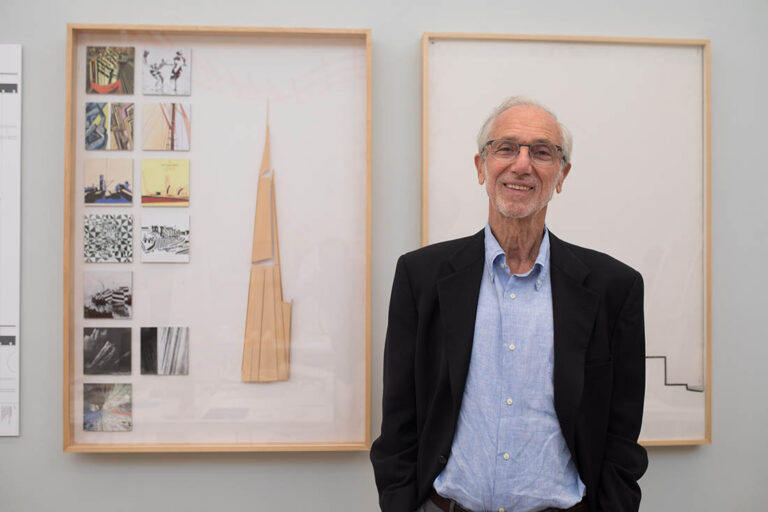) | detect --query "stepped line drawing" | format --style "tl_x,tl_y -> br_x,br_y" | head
646,355 -> 704,393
